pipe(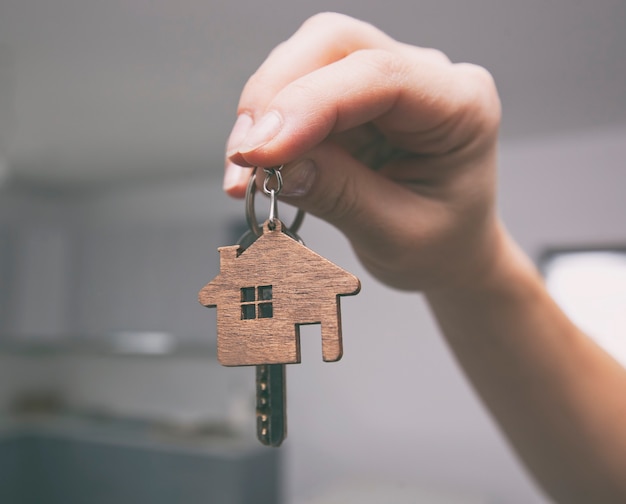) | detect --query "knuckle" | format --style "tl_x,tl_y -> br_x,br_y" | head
349,48 -> 406,82
453,63 -> 502,136
242,68 -> 266,94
